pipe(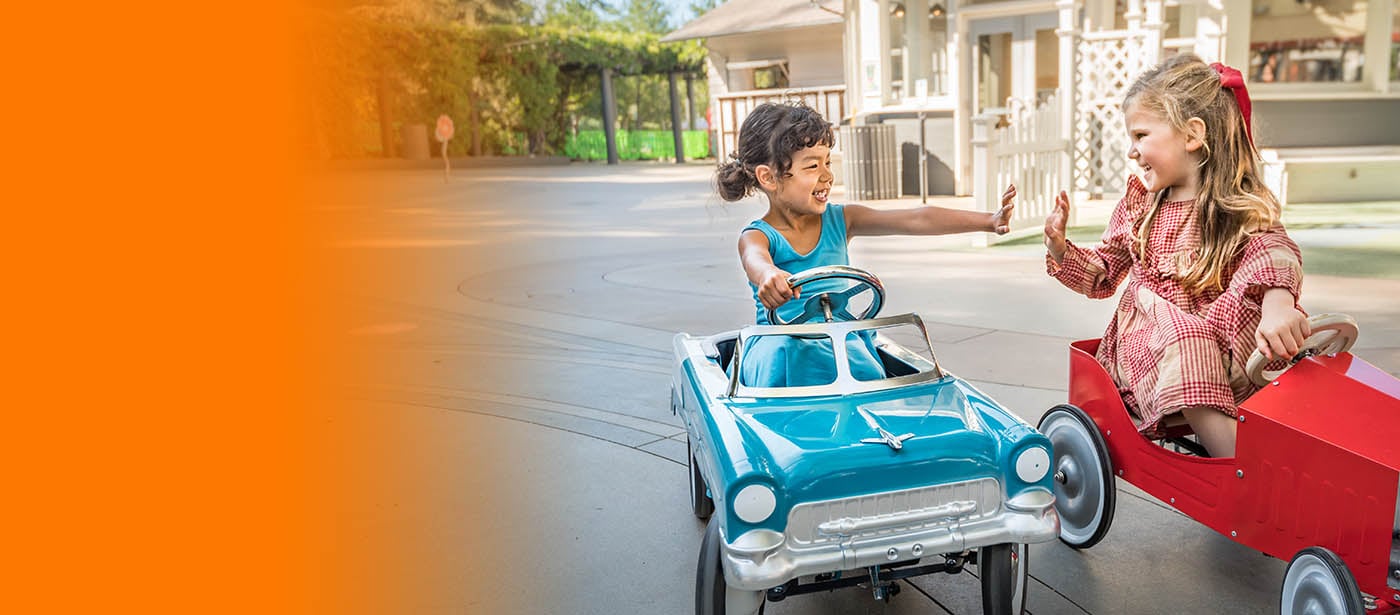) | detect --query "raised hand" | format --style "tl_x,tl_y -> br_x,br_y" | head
1044,190 -> 1070,262
991,184 -> 1016,234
